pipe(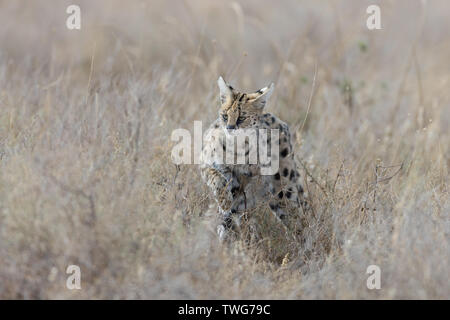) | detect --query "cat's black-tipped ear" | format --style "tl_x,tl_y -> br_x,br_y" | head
248,83 -> 274,109
218,76 -> 233,104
